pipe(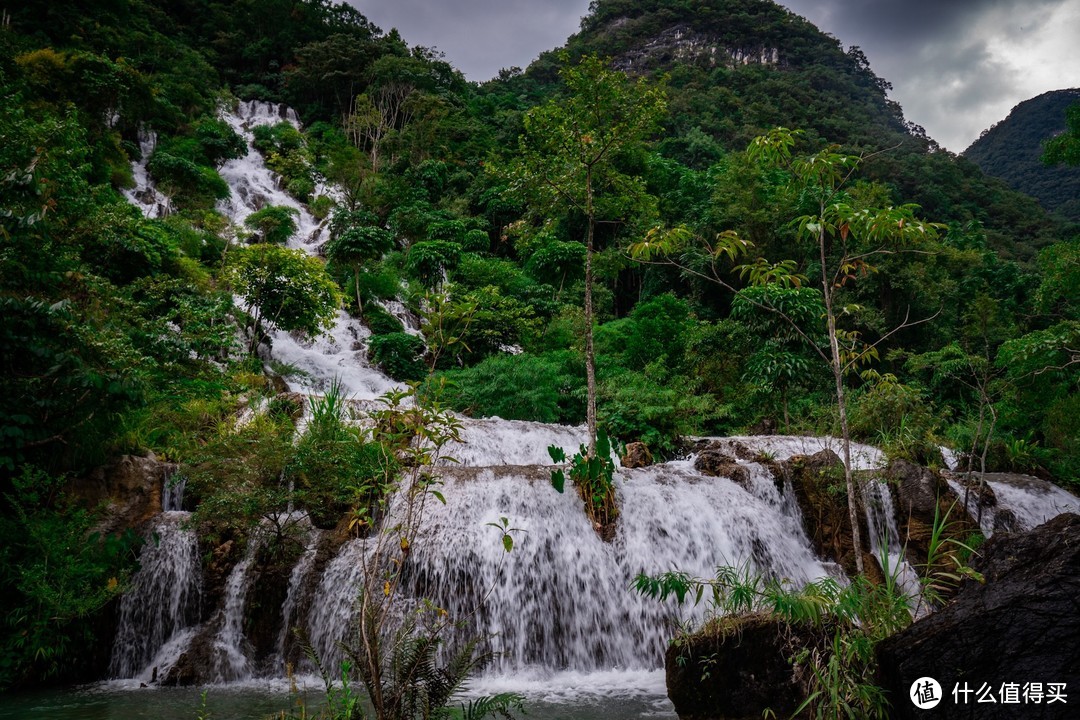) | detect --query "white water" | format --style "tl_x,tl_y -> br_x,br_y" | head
863,479 -> 924,612
112,101 -> 1080,708
218,101 -> 403,399
305,457 -> 835,676
274,518 -> 322,669
122,128 -> 171,218
109,512 -> 201,679
212,534 -> 262,681
946,473 -> 1080,537
162,471 -> 186,513
305,537 -> 369,670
